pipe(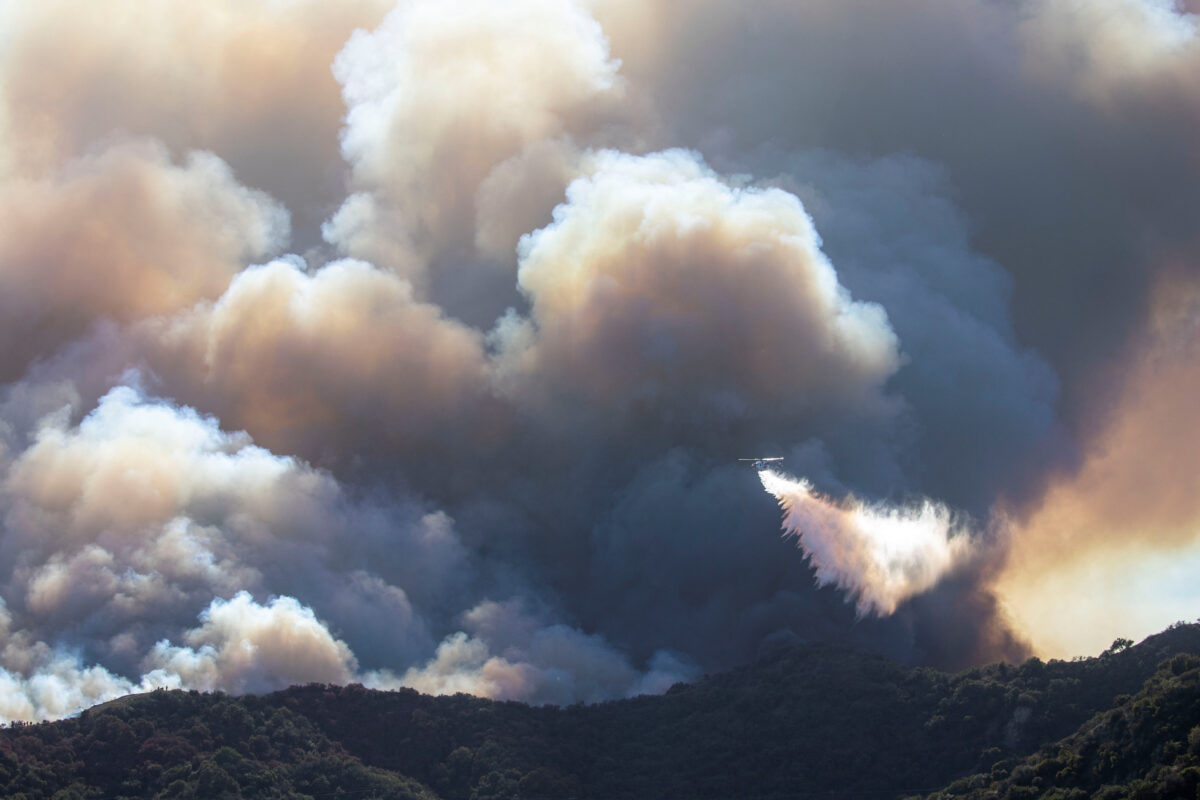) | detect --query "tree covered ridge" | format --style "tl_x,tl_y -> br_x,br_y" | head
2,623 -> 1199,799
920,647 -> 1200,800
0,689 -> 436,800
